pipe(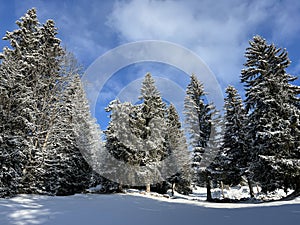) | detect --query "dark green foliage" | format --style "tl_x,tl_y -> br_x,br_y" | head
184,74 -> 216,184
241,35 -> 300,193
105,74 -> 191,193
0,8 -> 99,197
221,86 -> 247,185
